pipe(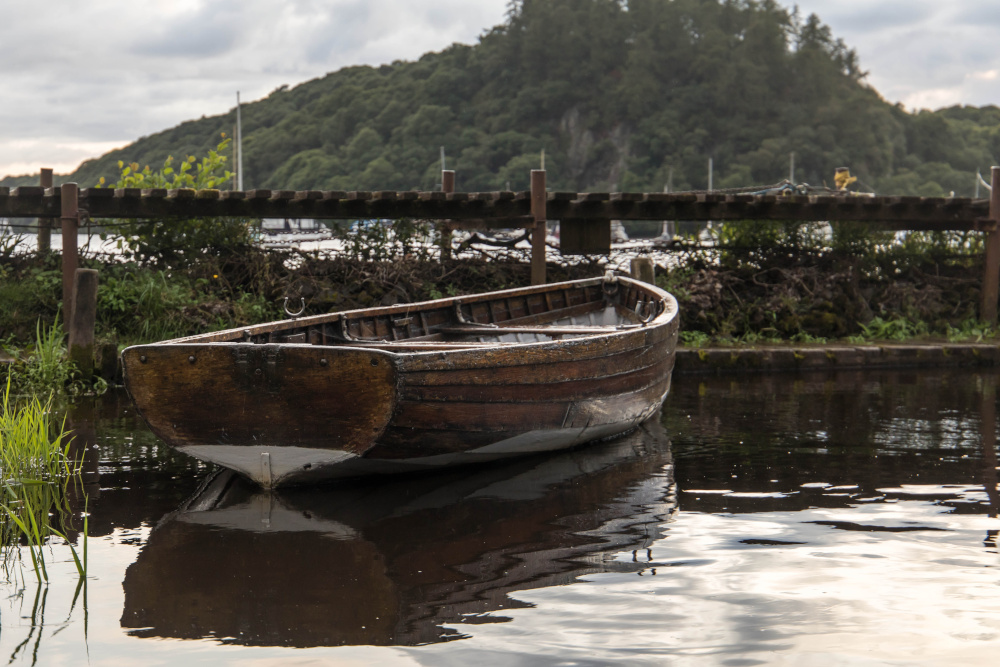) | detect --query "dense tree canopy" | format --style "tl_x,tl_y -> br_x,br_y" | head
10,0 -> 1000,196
